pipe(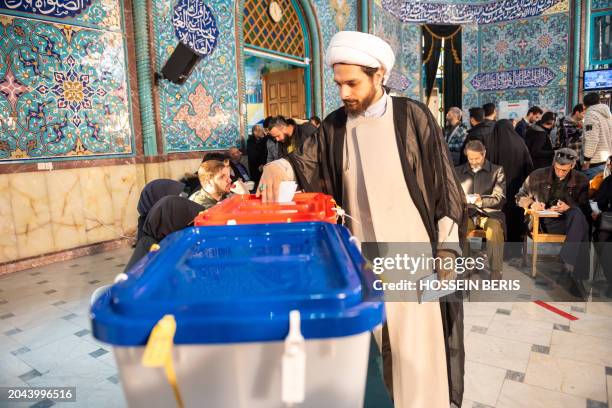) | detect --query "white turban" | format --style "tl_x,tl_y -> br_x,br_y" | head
324,31 -> 395,84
